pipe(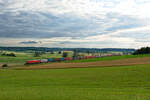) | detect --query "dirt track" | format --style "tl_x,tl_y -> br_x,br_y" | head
19,57 -> 150,70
